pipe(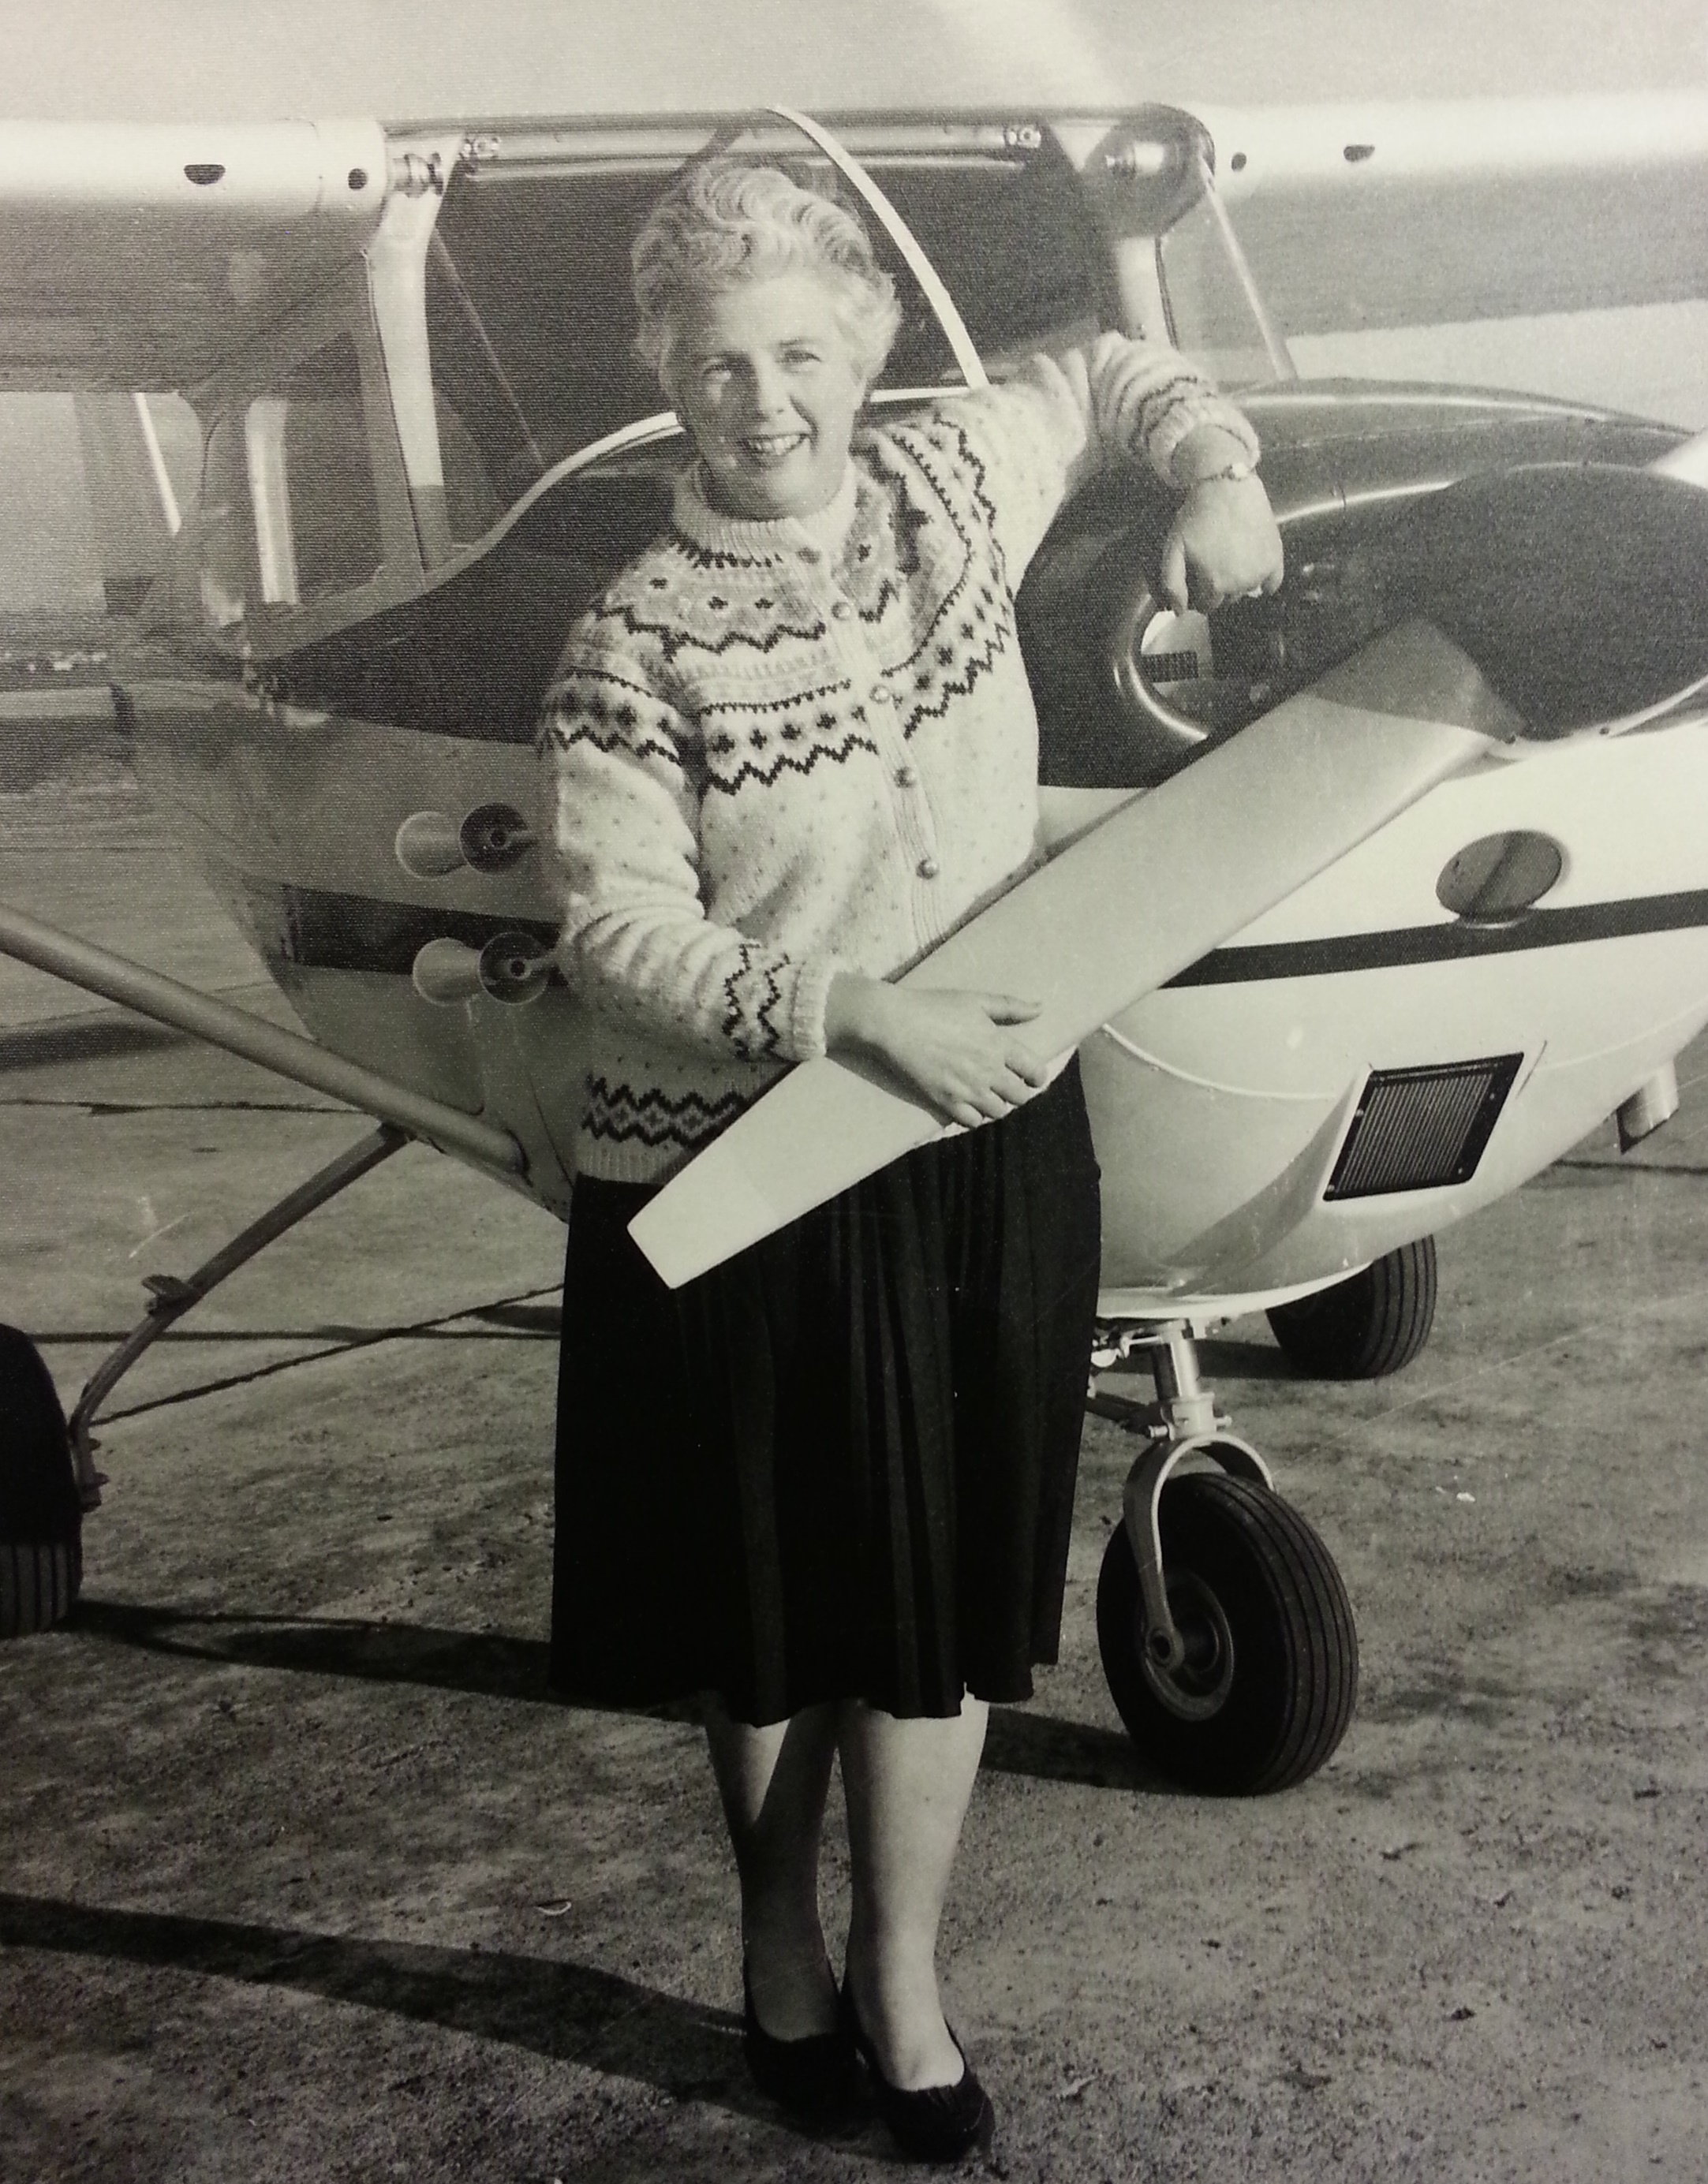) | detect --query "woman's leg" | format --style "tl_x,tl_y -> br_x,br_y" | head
839,1695 -> 989,2089
702,1696 -> 840,2038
